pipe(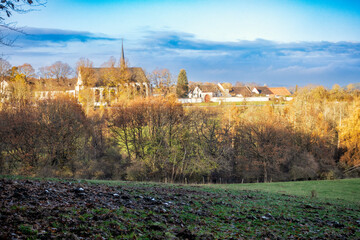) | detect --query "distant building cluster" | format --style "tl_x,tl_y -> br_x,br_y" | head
1,76 -> 292,105
0,44 -> 150,106
182,83 -> 292,103
0,67 -> 149,106
1,44 -> 292,105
